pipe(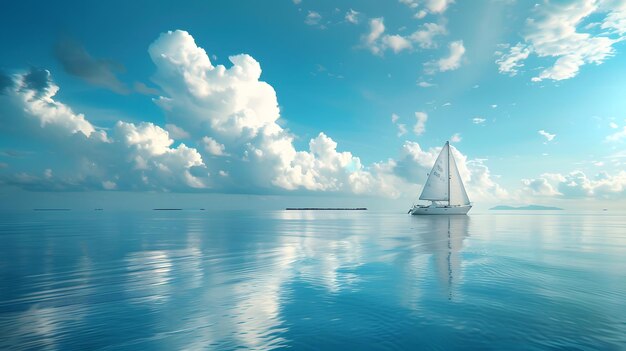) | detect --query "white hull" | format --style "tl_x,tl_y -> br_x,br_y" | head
409,205 -> 471,215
